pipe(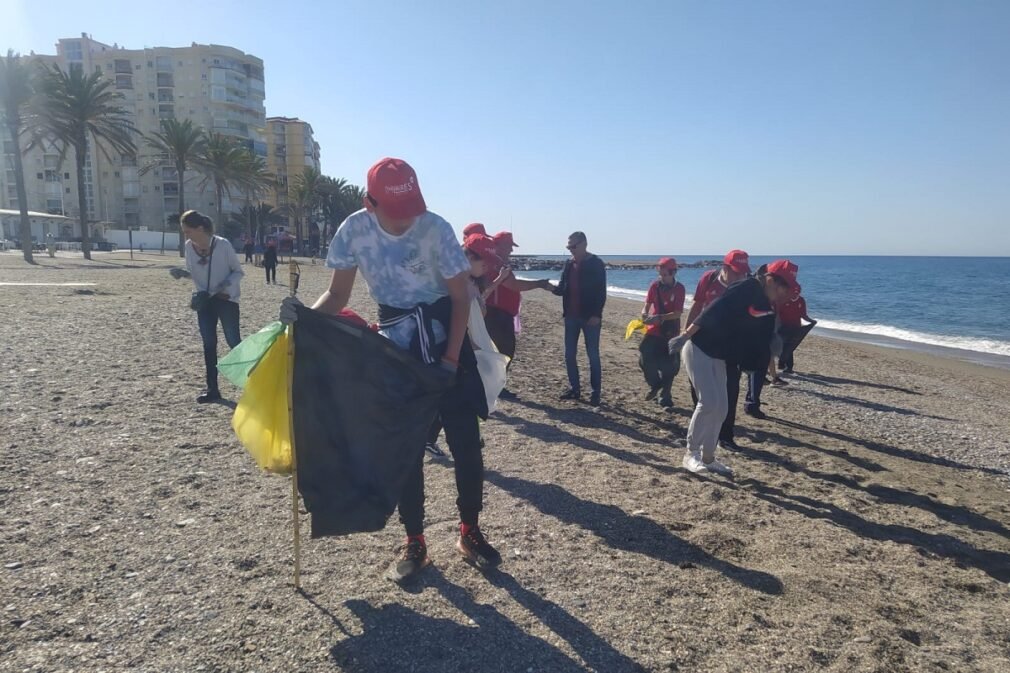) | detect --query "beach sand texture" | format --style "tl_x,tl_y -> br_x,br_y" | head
2,252 -> 1009,673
